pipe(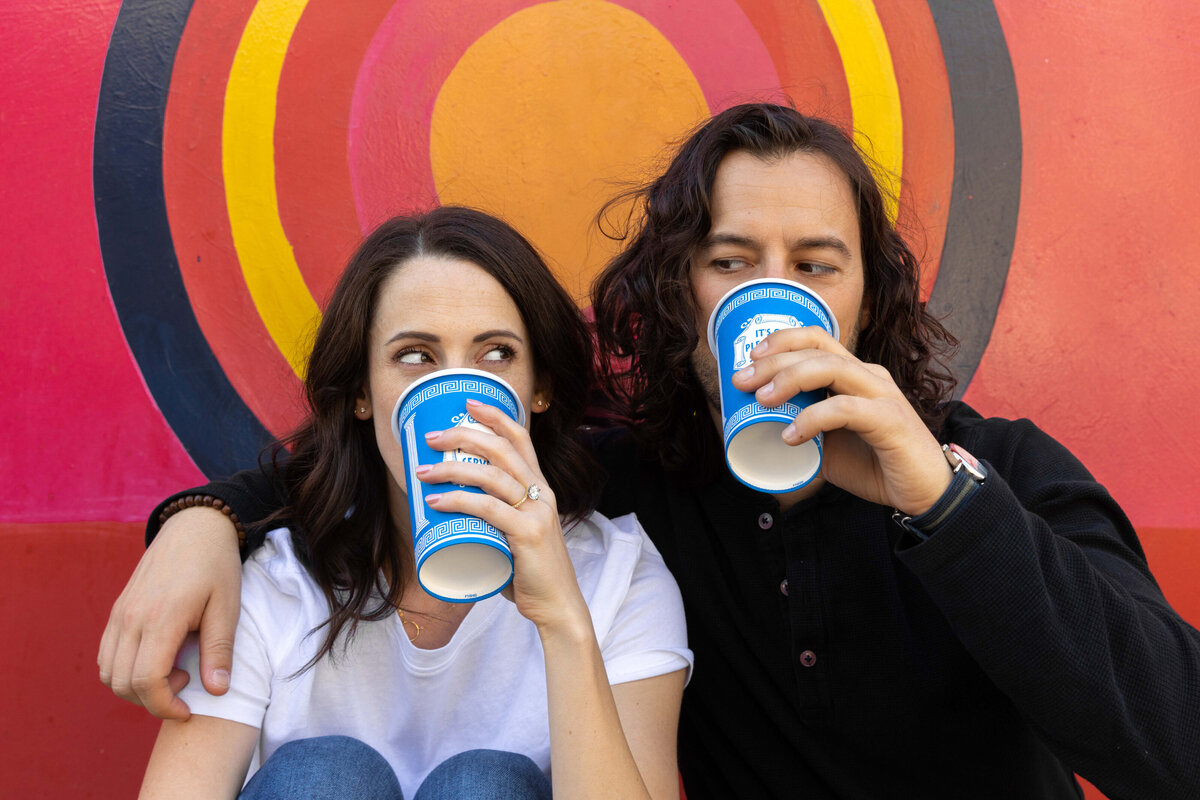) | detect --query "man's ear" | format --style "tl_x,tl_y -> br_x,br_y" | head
857,299 -> 871,335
